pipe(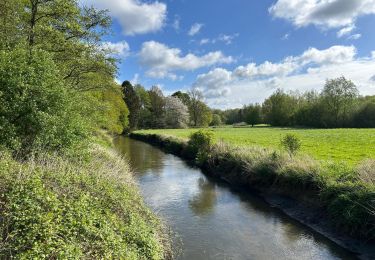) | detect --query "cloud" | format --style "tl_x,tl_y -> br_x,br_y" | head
139,41 -> 234,80
348,33 -> 362,40
83,0 -> 167,35
172,16 -> 180,31
269,0 -> 375,36
337,25 -> 355,37
101,41 -> 130,57
198,33 -> 239,45
188,23 -> 203,36
281,33 -> 290,40
192,45 -> 374,108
